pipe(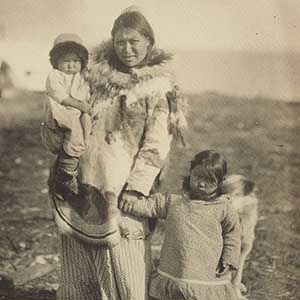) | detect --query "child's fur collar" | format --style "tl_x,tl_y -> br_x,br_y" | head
89,39 -> 174,93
